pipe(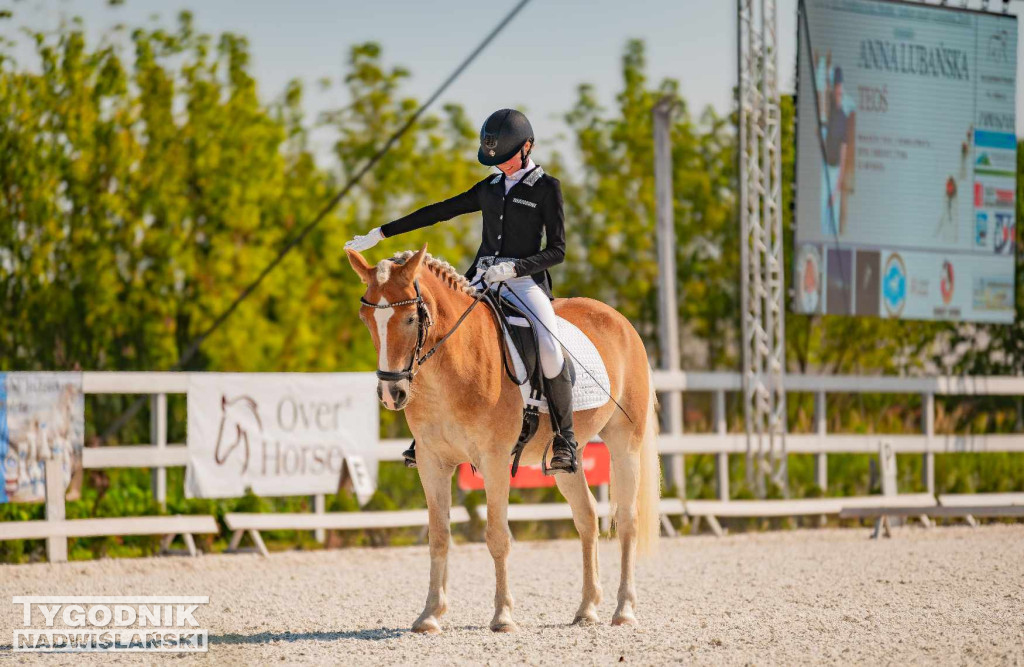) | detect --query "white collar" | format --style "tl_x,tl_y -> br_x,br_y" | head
505,158 -> 536,183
